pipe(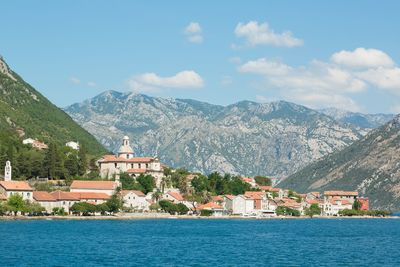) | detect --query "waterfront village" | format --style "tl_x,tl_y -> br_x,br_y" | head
0,136 -> 390,219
